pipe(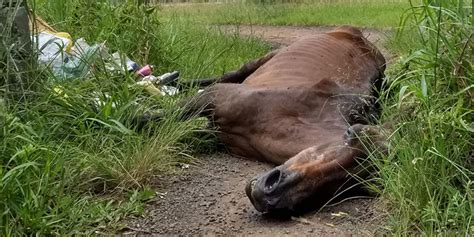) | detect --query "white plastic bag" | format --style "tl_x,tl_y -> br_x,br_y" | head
35,32 -> 72,67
